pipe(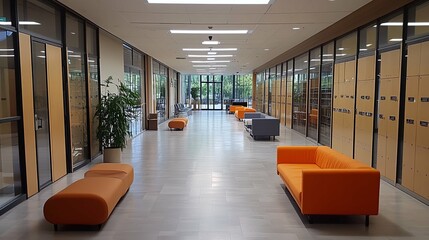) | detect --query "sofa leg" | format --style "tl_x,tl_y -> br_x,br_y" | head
307,215 -> 313,224
54,224 -> 58,231
98,224 -> 102,230
365,215 -> 369,227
